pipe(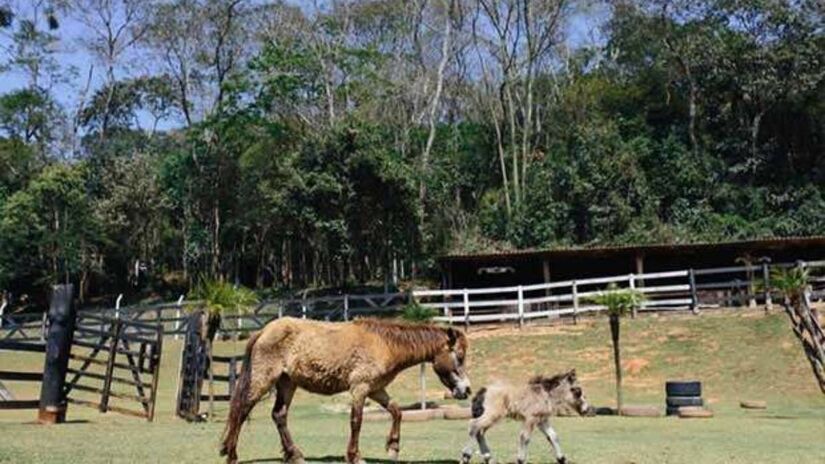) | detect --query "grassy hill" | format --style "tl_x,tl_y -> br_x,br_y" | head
0,308 -> 823,463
